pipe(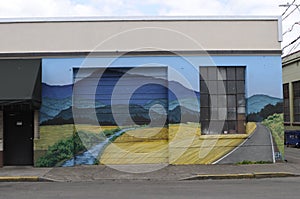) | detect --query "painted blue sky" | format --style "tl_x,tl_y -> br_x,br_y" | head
42,55 -> 283,98
0,0 -> 299,55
